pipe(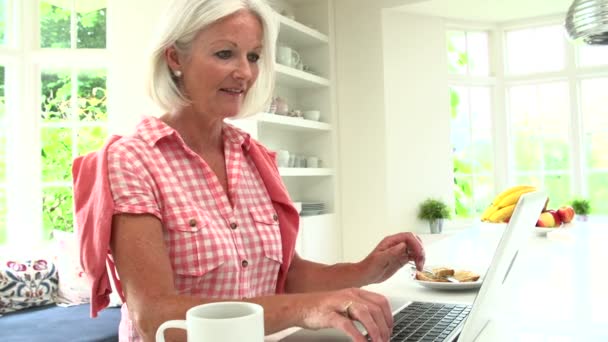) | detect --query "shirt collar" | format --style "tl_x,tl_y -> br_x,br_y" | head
136,116 -> 251,151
